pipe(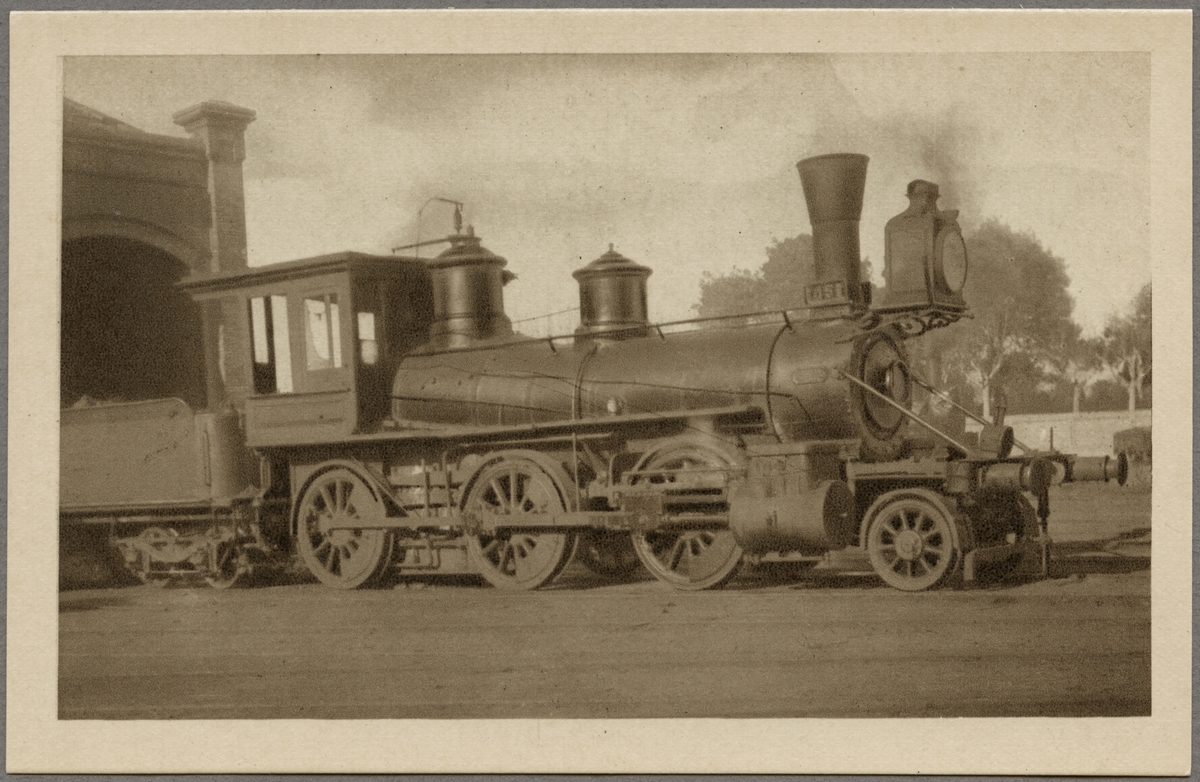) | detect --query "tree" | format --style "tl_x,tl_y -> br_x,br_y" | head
693,222 -> 1079,421
1101,283 -> 1152,414
694,234 -> 872,319
1040,322 -> 1104,414
694,235 -> 815,319
918,220 -> 1078,420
